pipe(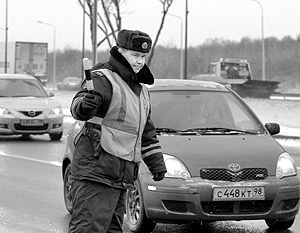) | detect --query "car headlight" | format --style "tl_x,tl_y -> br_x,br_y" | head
276,152 -> 297,179
163,154 -> 191,180
0,107 -> 12,115
50,107 -> 63,115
